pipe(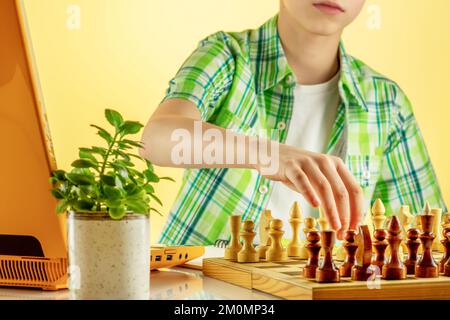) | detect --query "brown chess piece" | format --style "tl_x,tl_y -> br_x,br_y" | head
382,216 -> 407,280
351,225 -> 373,281
445,231 -> 450,277
339,230 -> 358,277
439,227 -> 450,273
316,230 -> 340,283
404,228 -> 421,275
372,229 -> 388,269
415,213 -> 439,278
303,231 -> 321,279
